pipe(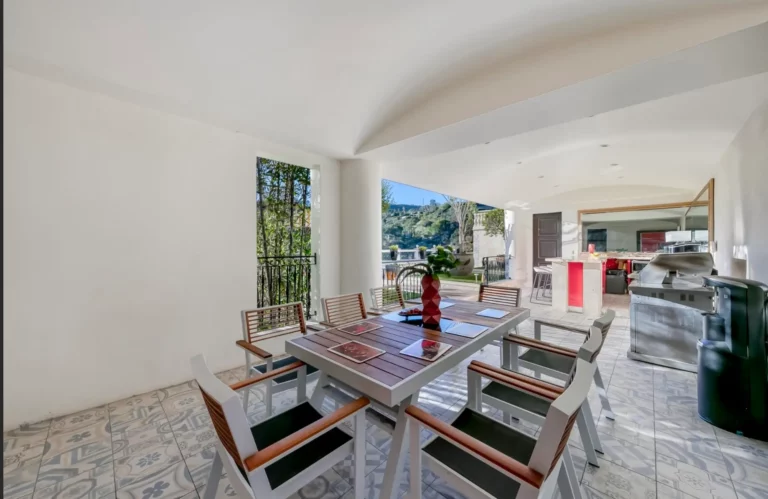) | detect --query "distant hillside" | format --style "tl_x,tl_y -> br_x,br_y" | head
383,201 -> 467,249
